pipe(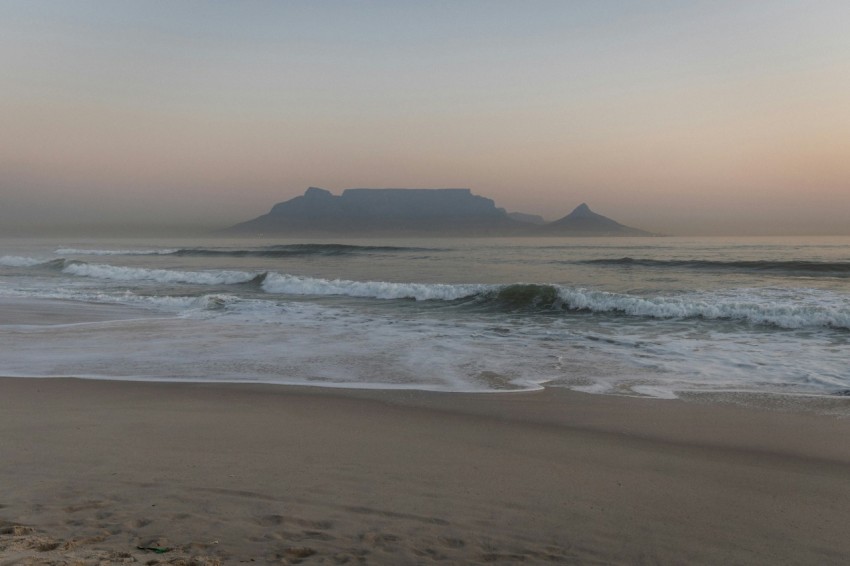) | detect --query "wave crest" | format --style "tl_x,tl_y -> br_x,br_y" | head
552,287 -> 850,330
582,257 -> 850,276
0,256 -> 47,267
55,248 -> 178,256
261,273 -> 486,301
9,255 -> 849,330
62,262 -> 258,286
485,284 -> 562,310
